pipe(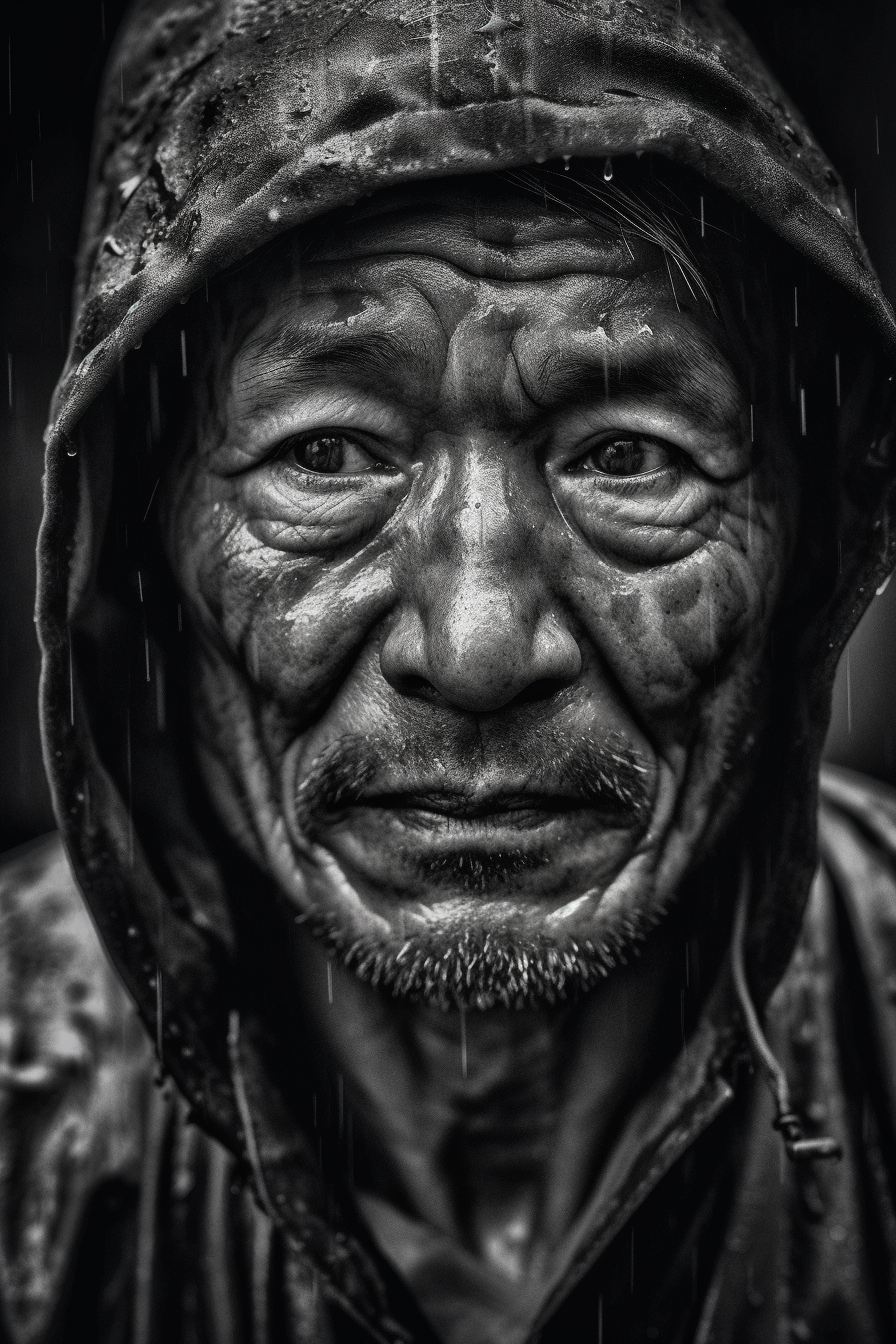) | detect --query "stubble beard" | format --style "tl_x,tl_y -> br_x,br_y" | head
298,904 -> 661,1011
286,732 -> 658,1011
